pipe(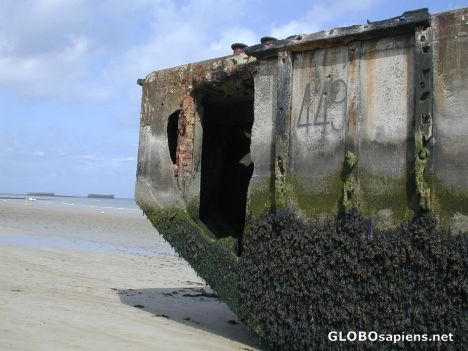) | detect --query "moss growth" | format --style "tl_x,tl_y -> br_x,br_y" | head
247,178 -> 273,220
415,120 -> 433,211
140,205 -> 240,313
428,174 -> 468,230
342,151 -> 358,213
273,154 -> 289,210
288,172 -> 343,218
430,174 -> 468,216
286,163 -> 462,225
186,197 -> 200,222
280,160 -> 412,223
358,168 -> 414,221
